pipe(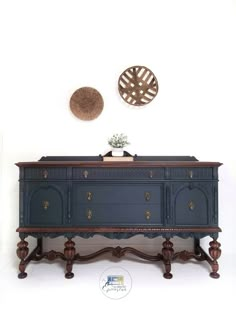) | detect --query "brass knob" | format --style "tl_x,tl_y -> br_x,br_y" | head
42,169 -> 48,179
188,170 -> 193,179
145,210 -> 151,220
188,200 -> 195,211
87,192 -> 93,201
145,192 -> 151,201
87,209 -> 92,220
83,170 -> 89,179
42,200 -> 49,210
